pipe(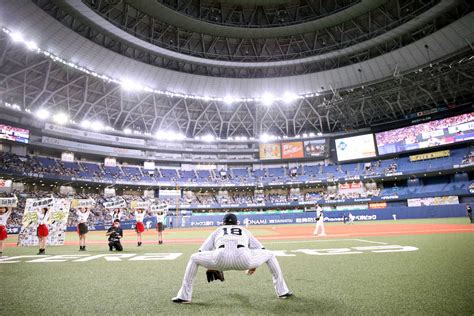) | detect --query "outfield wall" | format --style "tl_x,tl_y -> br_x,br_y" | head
62,204 -> 468,231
